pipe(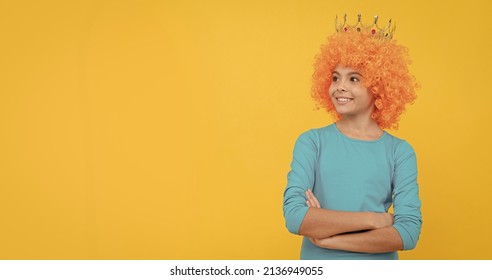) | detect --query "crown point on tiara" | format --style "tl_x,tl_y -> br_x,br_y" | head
334,13 -> 395,40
